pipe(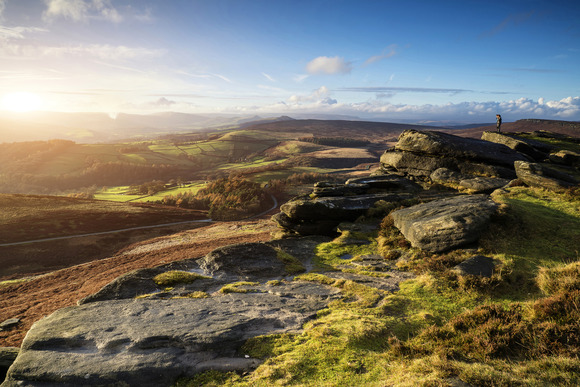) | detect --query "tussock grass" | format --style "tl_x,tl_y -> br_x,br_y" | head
152,271 -> 210,287
219,281 -> 260,294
